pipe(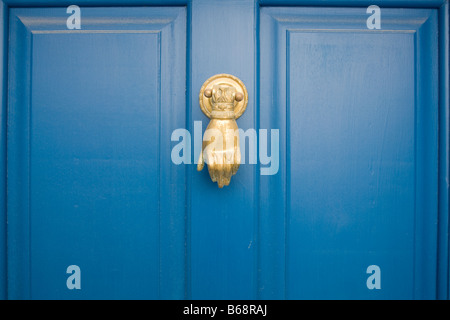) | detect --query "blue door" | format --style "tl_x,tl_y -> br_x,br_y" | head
1,0 -> 448,300
7,6 -> 186,299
